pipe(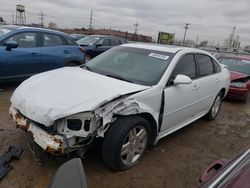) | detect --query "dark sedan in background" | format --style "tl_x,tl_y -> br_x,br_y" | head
218,55 -> 250,103
69,33 -> 87,41
77,35 -> 126,62
0,25 -> 84,82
